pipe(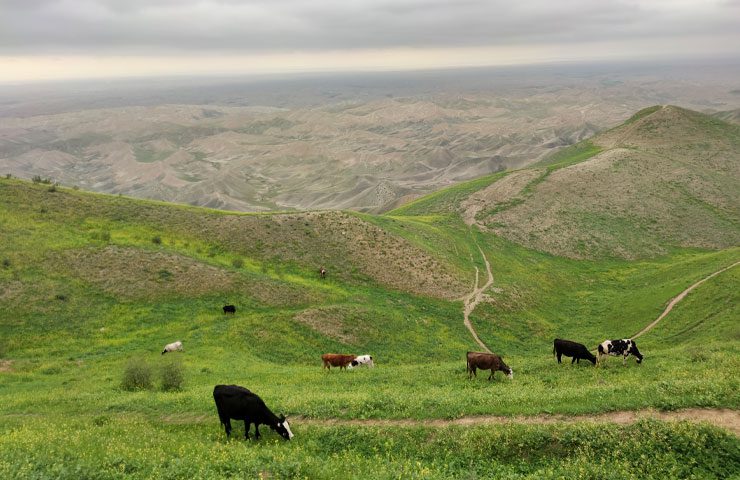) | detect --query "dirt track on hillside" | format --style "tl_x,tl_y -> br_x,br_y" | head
294,408 -> 740,436
462,246 -> 494,353
163,408 -> 739,436
633,260 -> 740,339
